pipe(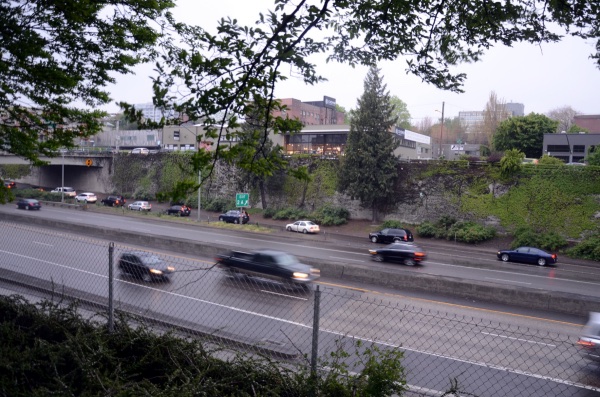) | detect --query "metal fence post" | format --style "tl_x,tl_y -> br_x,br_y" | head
311,285 -> 321,378
108,242 -> 114,333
